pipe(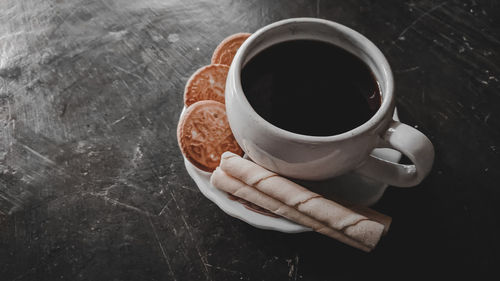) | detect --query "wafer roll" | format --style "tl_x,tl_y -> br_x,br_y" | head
348,205 -> 392,235
219,152 -> 387,248
211,168 -> 372,252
